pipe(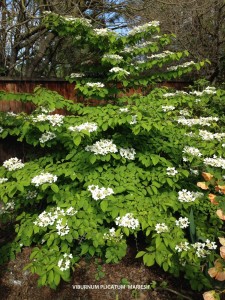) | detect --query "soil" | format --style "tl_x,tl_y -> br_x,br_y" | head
0,244 -> 202,300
